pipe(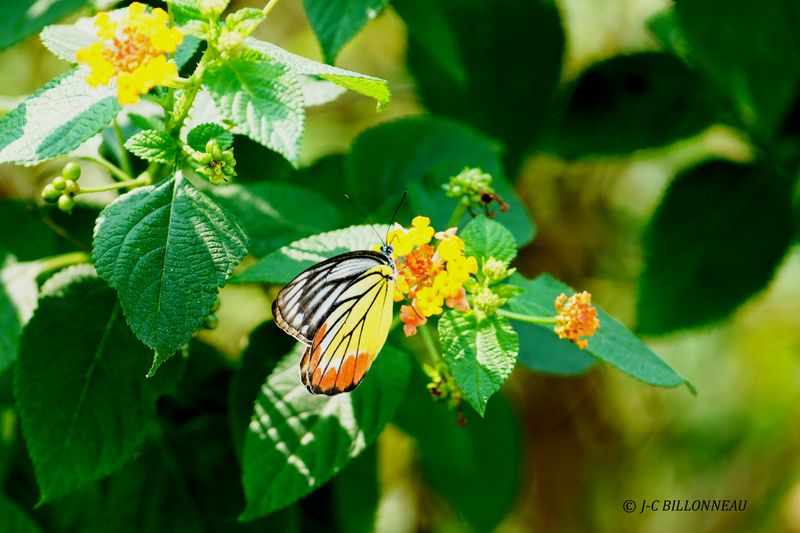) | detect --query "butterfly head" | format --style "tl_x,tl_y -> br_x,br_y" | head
379,242 -> 394,260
